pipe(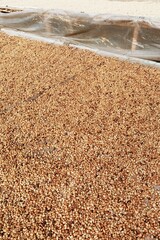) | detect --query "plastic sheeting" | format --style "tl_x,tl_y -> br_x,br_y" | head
0,9 -> 160,62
